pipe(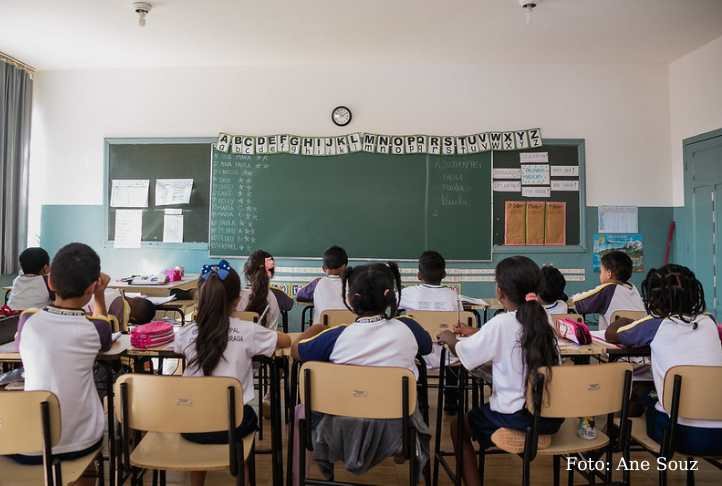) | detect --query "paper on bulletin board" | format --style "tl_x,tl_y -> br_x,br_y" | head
525,202 -> 546,245
593,233 -> 644,272
522,186 -> 551,198
155,179 -> 193,206
519,152 -> 548,164
110,180 -> 149,208
504,201 -> 526,245
493,180 -> 521,192
492,168 -> 521,179
545,202 -> 567,245
114,209 -> 143,248
550,166 -> 579,177
521,164 -> 550,185
598,206 -> 638,233
551,180 -> 579,191
163,209 -> 184,243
